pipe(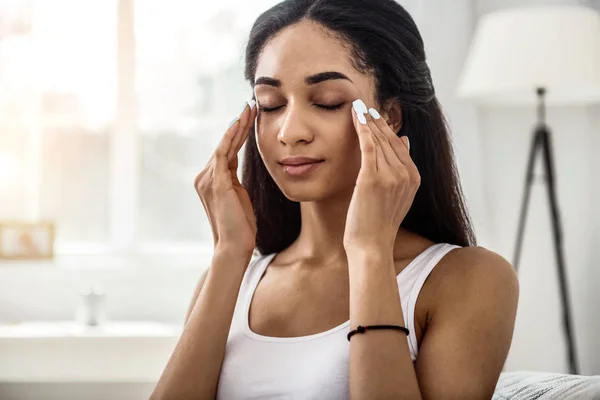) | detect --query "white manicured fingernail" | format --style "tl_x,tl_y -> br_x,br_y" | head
368,108 -> 381,119
352,99 -> 368,125
352,99 -> 367,115
247,99 -> 256,110
228,117 -> 239,128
